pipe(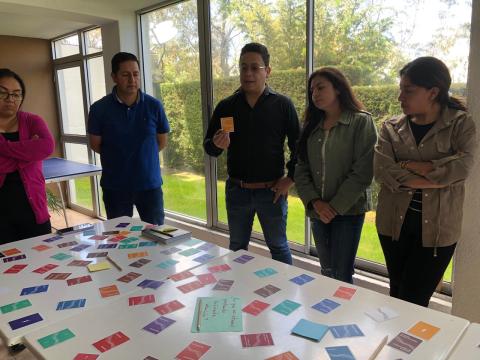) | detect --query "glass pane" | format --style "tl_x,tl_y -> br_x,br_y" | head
56,66 -> 86,135
94,153 -> 106,218
141,1 -> 206,220
87,57 -> 106,104
53,34 -> 80,58
64,143 -> 93,210
85,28 -> 103,54
314,0 -> 471,278
210,0 -> 307,245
